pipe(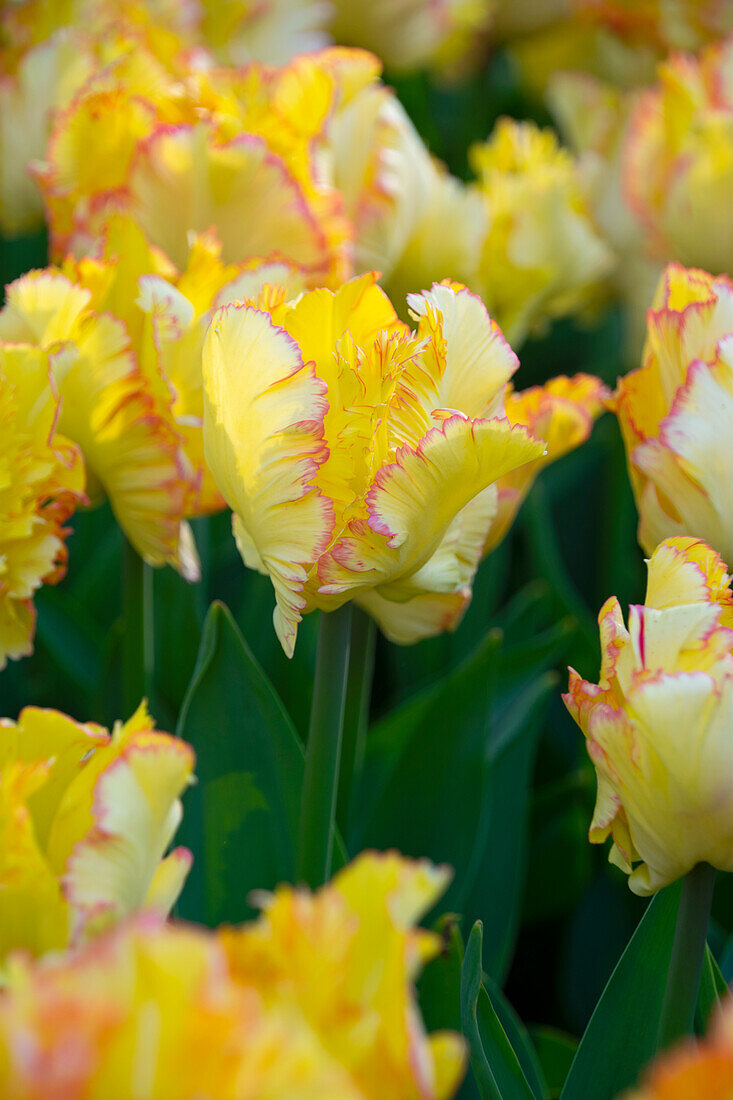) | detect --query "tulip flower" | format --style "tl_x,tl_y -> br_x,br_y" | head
65,213 -> 309,517
484,373 -> 609,555
203,274 -> 546,656
329,0 -> 493,75
0,852 -> 465,1099
468,119 -> 614,347
197,0 -> 332,65
0,343 -> 85,668
0,267 -> 199,577
0,701 -> 194,962
614,263 -> 733,564
624,36 -> 733,275
564,535 -> 733,896
321,52 -> 486,305
32,40 -> 351,281
223,850 -> 466,1099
